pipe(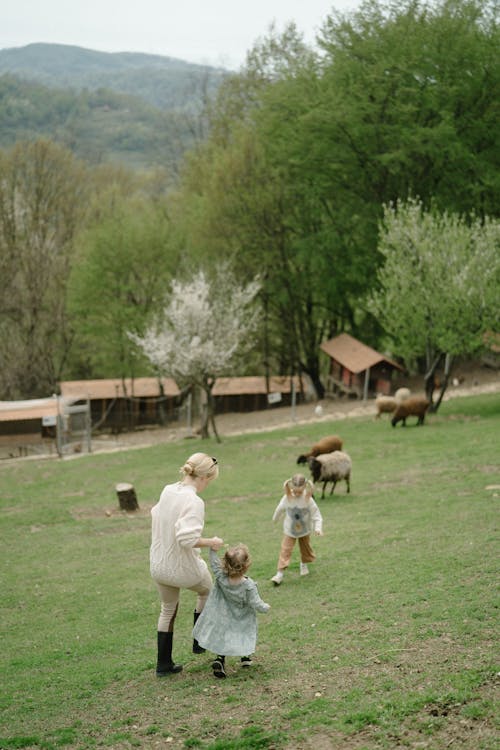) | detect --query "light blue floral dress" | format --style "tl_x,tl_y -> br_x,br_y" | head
192,549 -> 270,656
